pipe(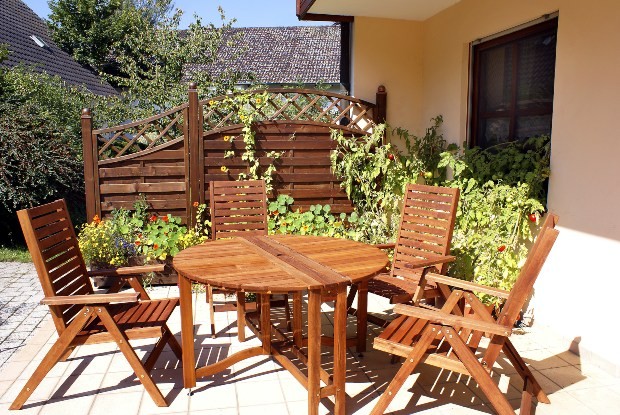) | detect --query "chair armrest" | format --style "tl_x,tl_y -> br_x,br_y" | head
374,243 -> 395,250
88,264 -> 165,278
393,304 -> 512,337
403,255 -> 455,270
41,292 -> 140,306
425,272 -> 510,299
